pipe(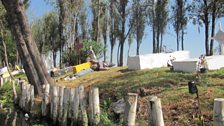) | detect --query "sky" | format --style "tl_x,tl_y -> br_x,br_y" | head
27,0 -> 224,65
